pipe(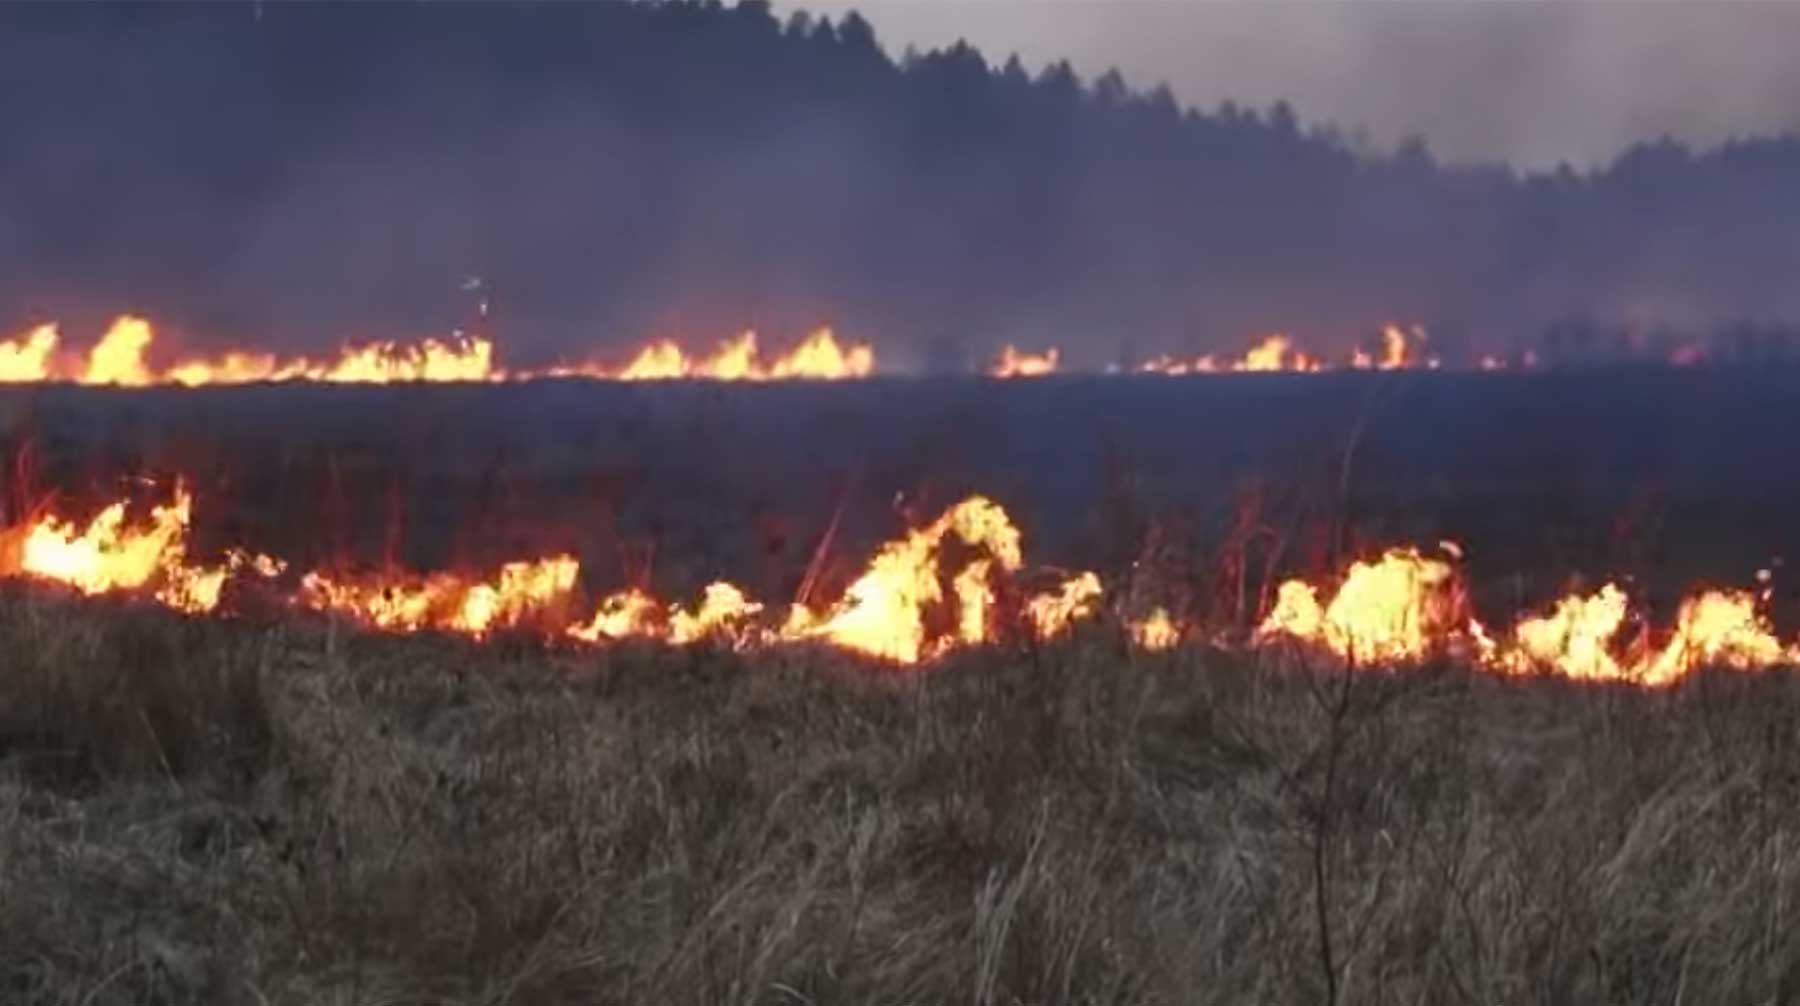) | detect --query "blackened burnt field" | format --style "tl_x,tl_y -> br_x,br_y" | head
9,371 -> 1800,1005
8,369 -> 1800,606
